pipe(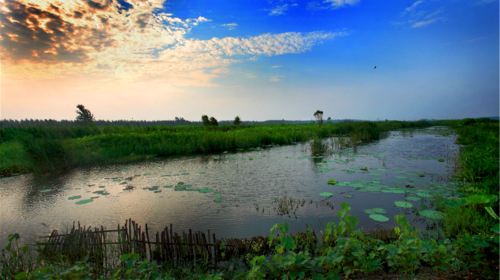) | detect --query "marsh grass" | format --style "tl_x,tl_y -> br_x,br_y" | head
0,120 -> 435,176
